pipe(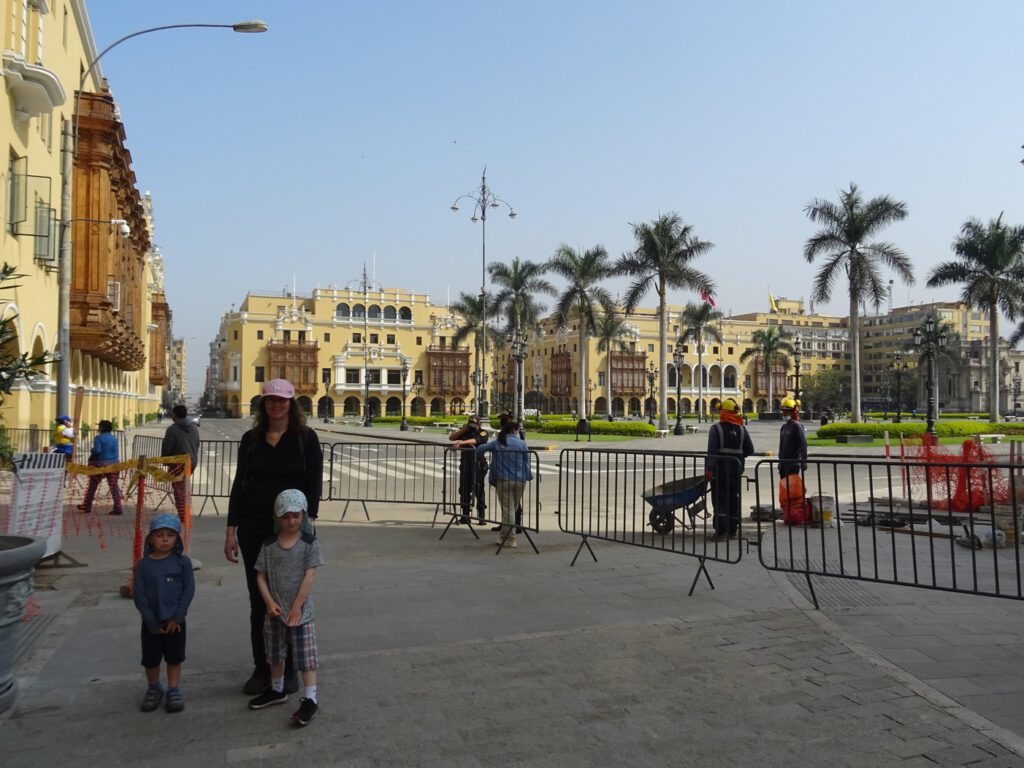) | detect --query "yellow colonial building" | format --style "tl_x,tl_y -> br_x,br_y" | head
213,286 -> 474,419
0,1 -> 170,437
